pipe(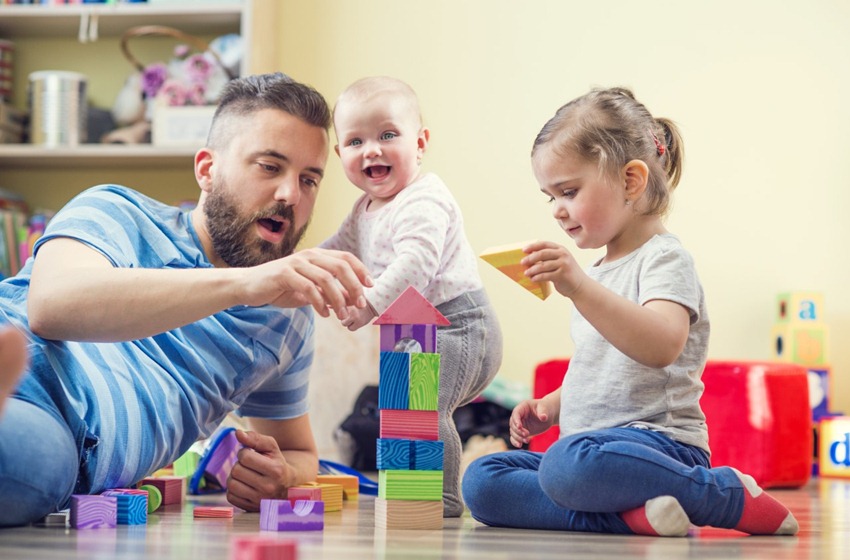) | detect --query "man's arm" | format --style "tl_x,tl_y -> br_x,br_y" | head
28,238 -> 371,342
226,415 -> 319,511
